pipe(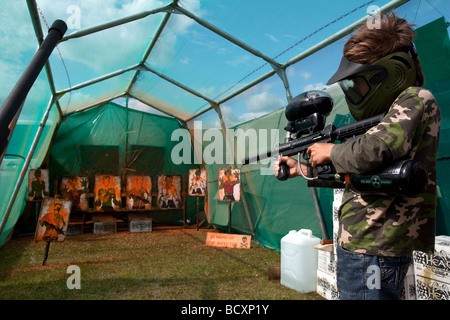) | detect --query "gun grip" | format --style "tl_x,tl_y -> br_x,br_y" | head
277,162 -> 289,181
